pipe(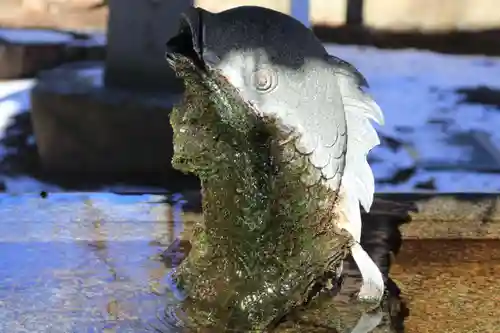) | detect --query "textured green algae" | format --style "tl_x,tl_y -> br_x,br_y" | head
166,57 -> 390,332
